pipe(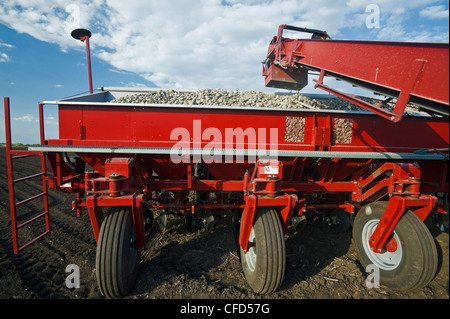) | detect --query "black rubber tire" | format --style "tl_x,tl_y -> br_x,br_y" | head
96,206 -> 139,298
240,207 -> 285,294
353,201 -> 438,291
